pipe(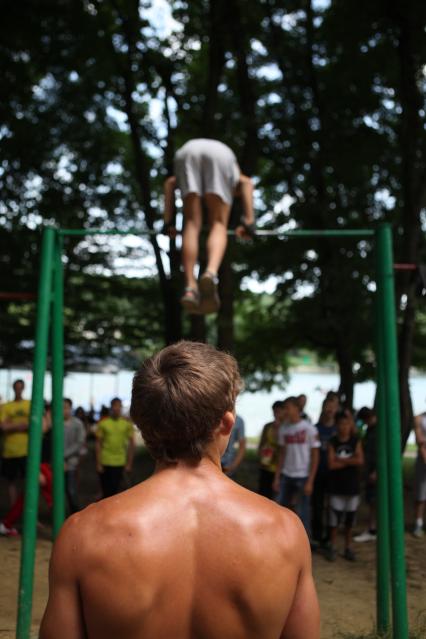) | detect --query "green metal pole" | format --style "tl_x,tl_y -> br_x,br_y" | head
374,281 -> 390,633
51,233 -> 65,538
16,227 -> 56,639
376,224 -> 409,639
